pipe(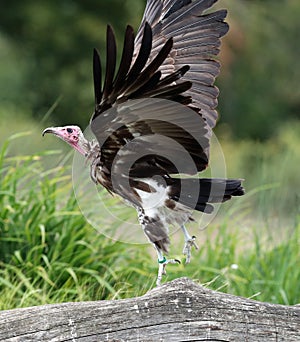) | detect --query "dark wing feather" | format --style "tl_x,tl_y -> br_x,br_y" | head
134,1 -> 229,129
93,49 -> 102,105
124,38 -> 173,96
91,21 -> 190,121
91,98 -> 209,184
90,0 -> 228,199
124,22 -> 153,88
102,25 -> 117,101
164,0 -> 192,19
143,80 -> 192,98
158,65 -> 190,87
129,71 -> 162,99
110,25 -> 135,101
